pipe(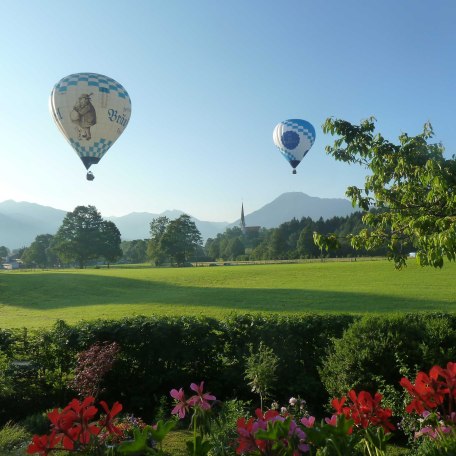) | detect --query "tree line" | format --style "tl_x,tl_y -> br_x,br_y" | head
11,208 -> 388,269
11,207 -> 204,268
0,207 -> 439,268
